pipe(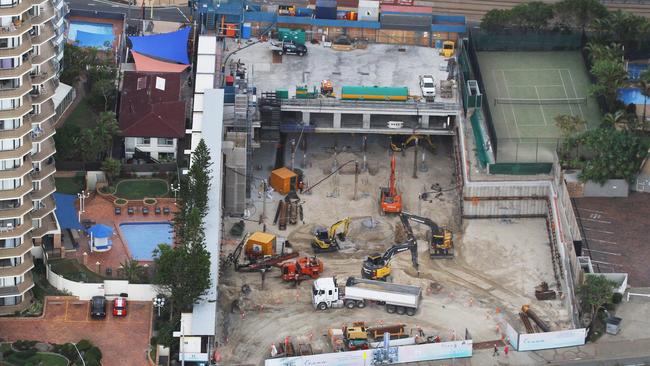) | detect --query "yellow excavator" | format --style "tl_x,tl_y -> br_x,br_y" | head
312,217 -> 350,252
389,134 -> 436,154
361,235 -> 418,281
400,212 -> 453,258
